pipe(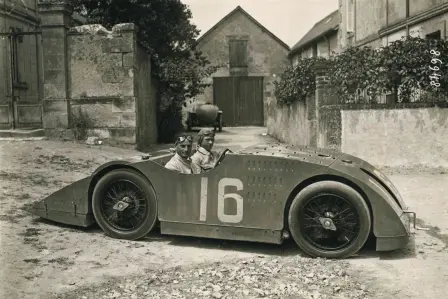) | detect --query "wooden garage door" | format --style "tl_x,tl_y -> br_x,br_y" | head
213,76 -> 264,126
